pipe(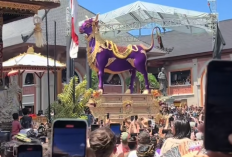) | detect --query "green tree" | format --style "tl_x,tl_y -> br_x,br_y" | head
126,72 -> 159,92
91,71 -> 98,90
47,76 -> 93,120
